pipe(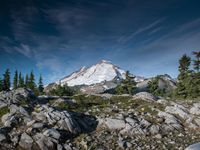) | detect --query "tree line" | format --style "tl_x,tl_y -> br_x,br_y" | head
147,51 -> 200,99
175,51 -> 200,98
0,70 -> 44,95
